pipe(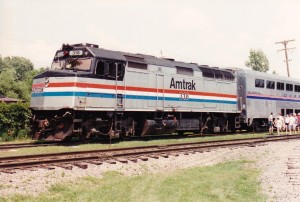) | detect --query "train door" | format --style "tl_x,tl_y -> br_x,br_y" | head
93,60 -> 125,109
236,73 -> 246,112
237,81 -> 243,112
76,77 -> 86,108
115,62 -> 125,111
148,73 -> 164,109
